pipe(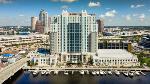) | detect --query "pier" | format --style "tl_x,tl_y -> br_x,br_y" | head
25,66 -> 150,72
